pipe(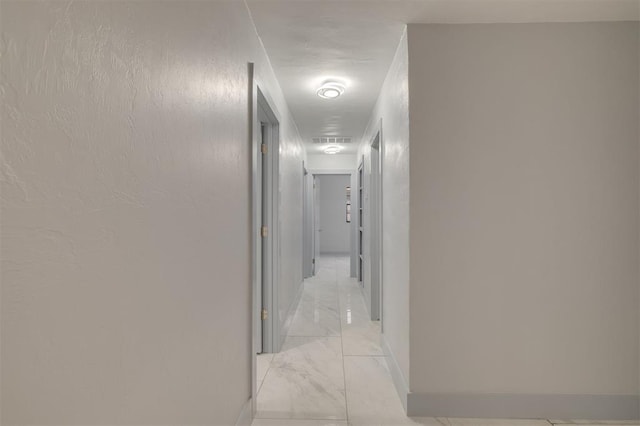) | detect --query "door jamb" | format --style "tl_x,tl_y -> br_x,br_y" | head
370,120 -> 384,328
257,88 -> 280,355
302,162 -> 314,278
250,65 -> 281,415
249,63 -> 259,417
